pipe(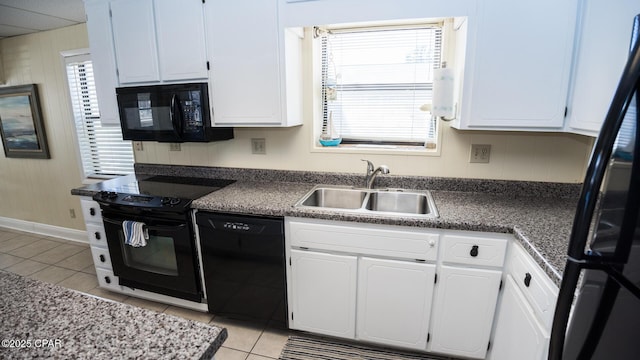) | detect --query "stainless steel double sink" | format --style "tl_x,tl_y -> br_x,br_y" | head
294,185 -> 439,218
